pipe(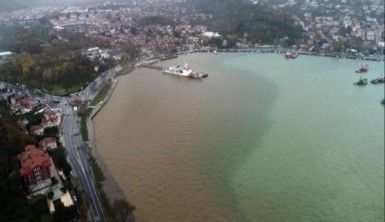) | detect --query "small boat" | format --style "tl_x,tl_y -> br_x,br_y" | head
370,76 -> 385,84
284,51 -> 298,59
355,64 -> 369,73
381,99 -> 385,105
353,78 -> 368,86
